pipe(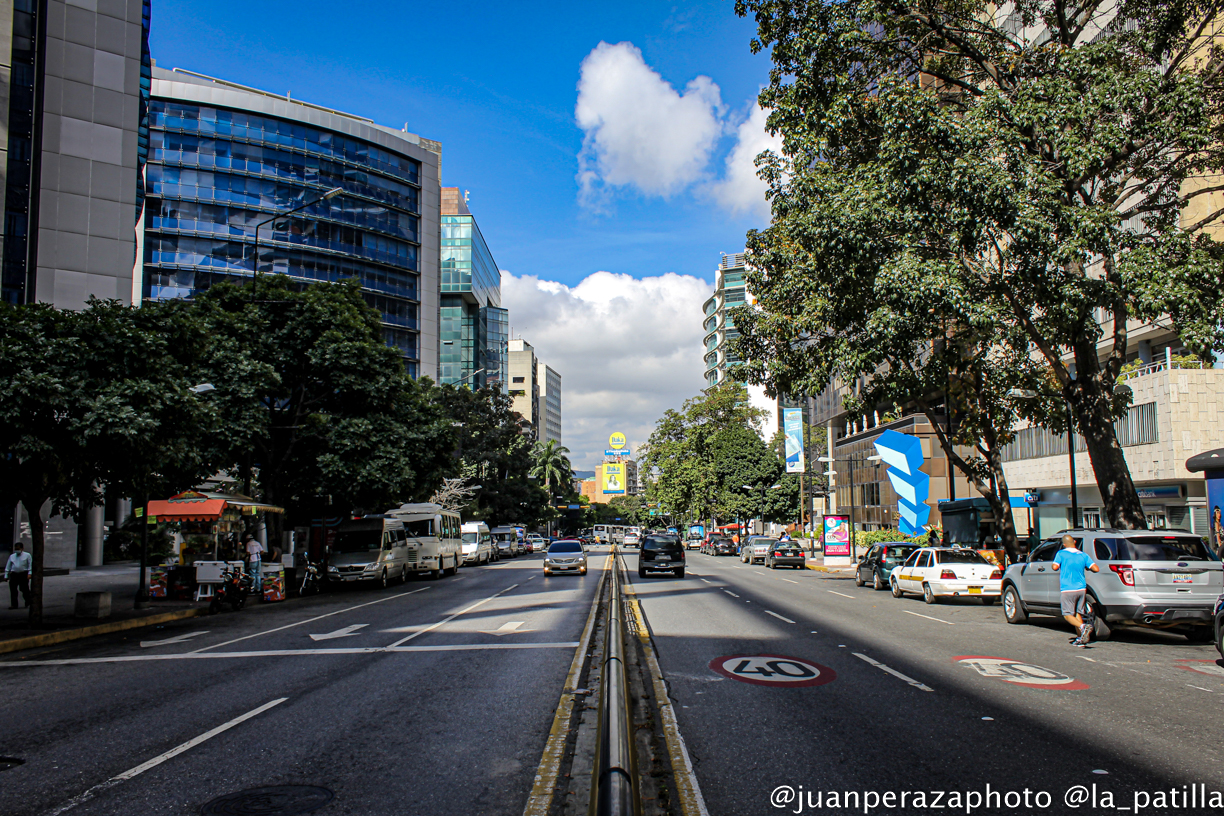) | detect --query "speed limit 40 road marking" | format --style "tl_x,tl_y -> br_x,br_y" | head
709,654 -> 836,687
954,655 -> 1090,690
